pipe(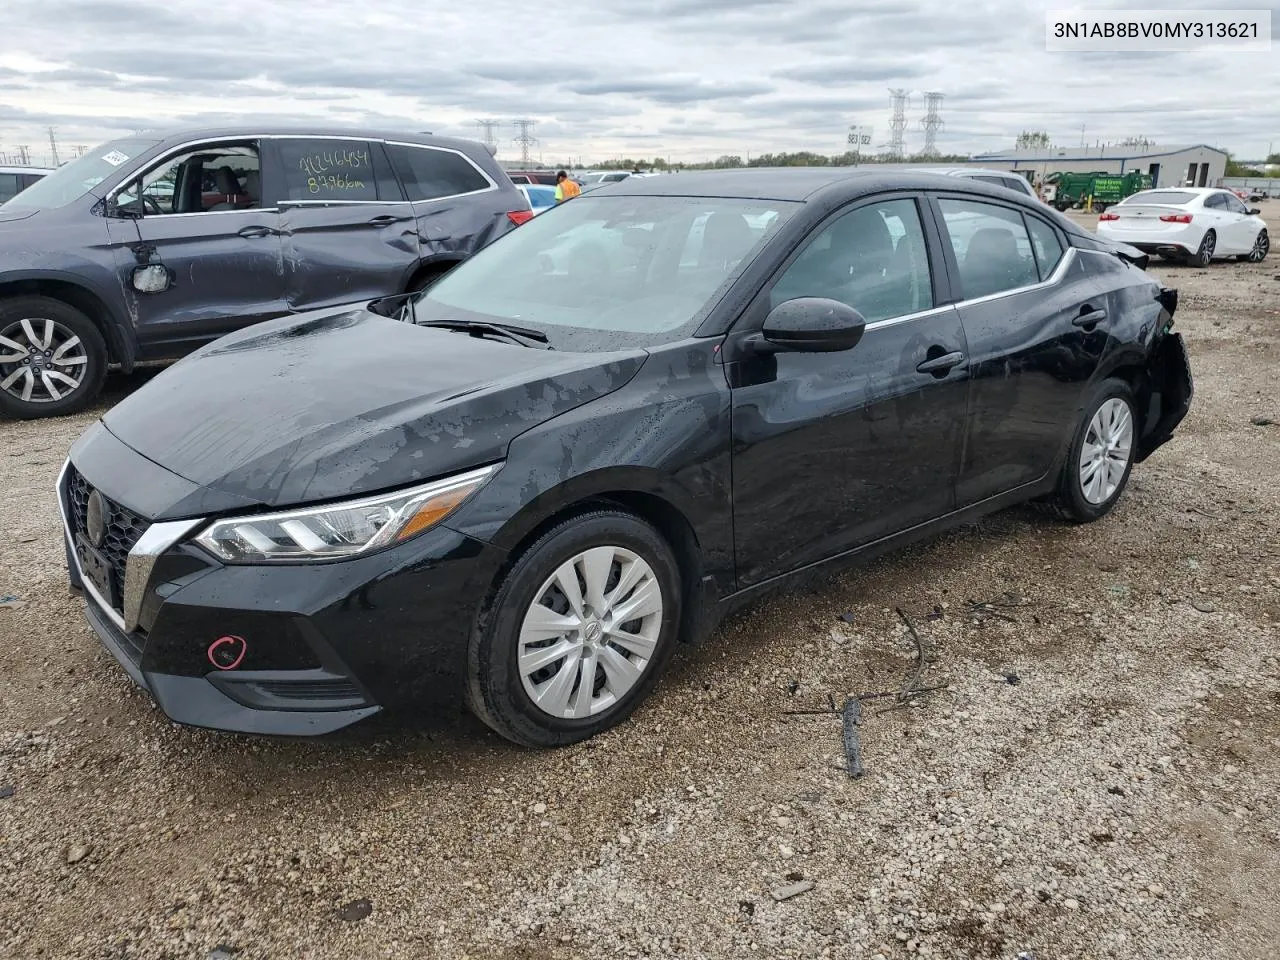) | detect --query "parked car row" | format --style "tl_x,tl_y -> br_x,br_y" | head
0,127 -> 532,418
55,167 -> 1193,747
